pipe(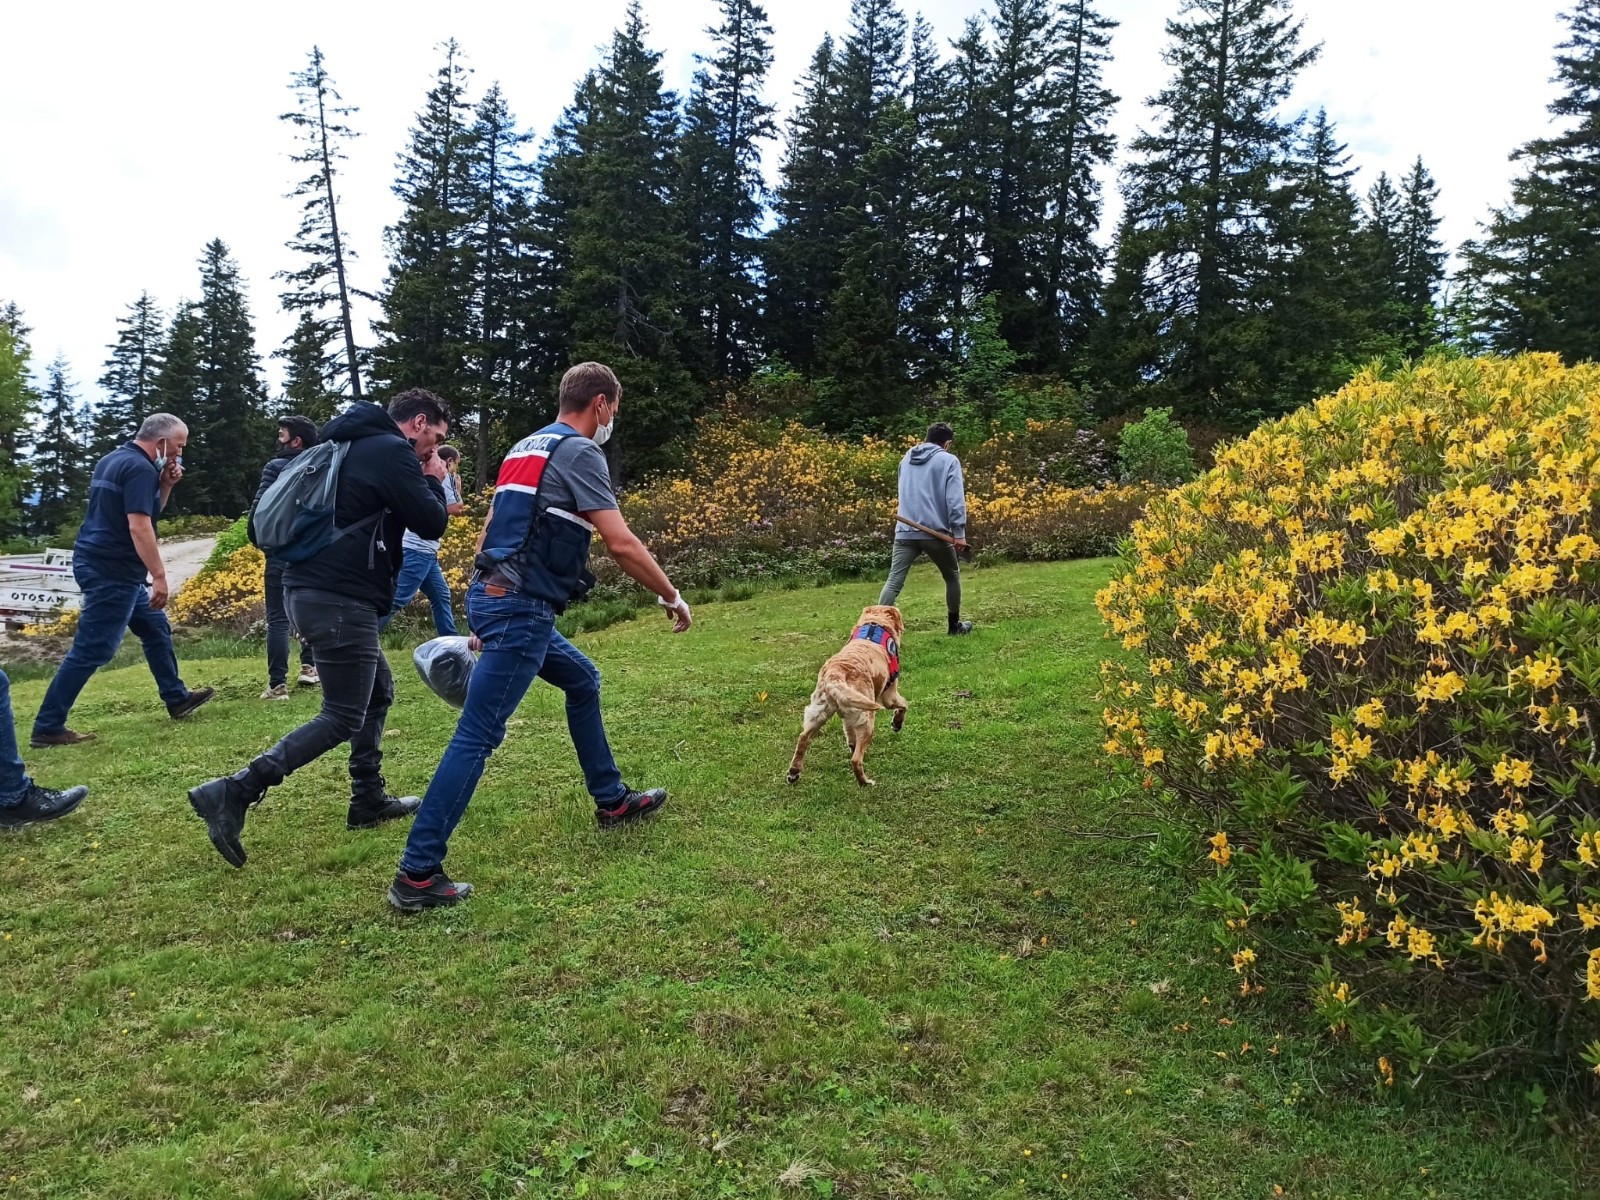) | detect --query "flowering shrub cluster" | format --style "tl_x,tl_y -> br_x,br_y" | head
1097,354 -> 1600,1079
168,413 -> 1151,630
